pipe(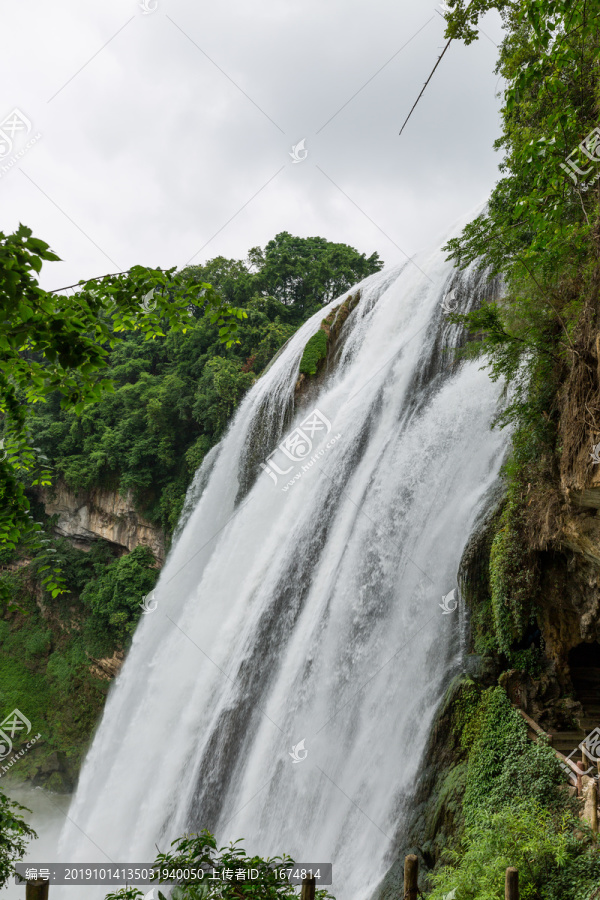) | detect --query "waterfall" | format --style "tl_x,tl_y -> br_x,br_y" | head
56,223 -> 507,900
